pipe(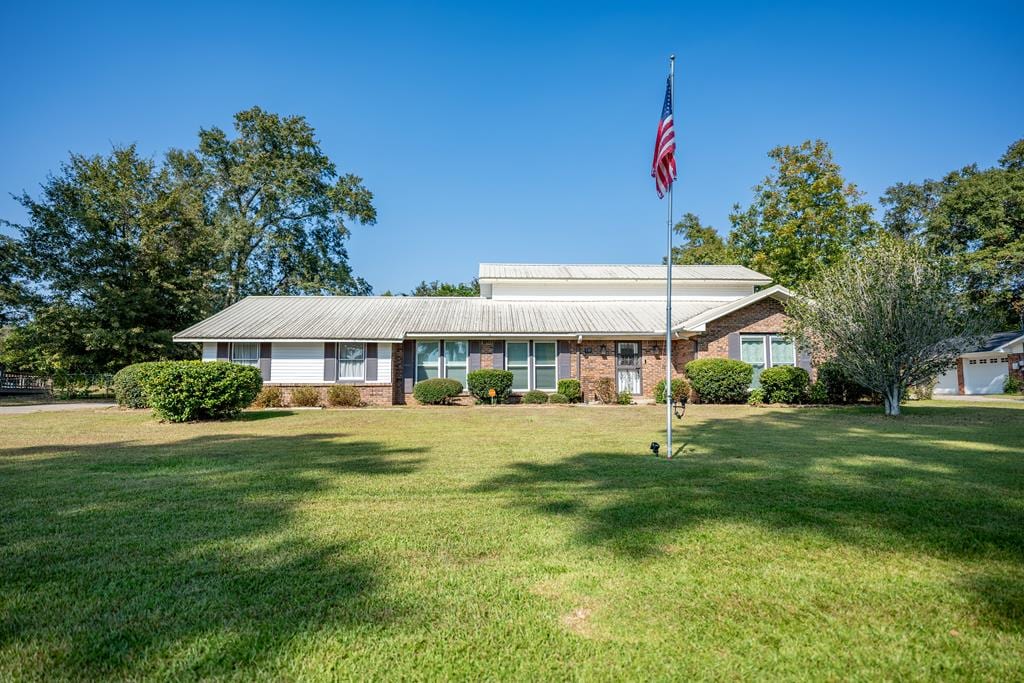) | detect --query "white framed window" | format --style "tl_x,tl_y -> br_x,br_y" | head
506,342 -> 530,391
741,334 -> 796,387
445,340 -> 468,387
231,342 -> 259,367
337,342 -> 365,381
533,342 -> 557,391
416,341 -> 440,381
